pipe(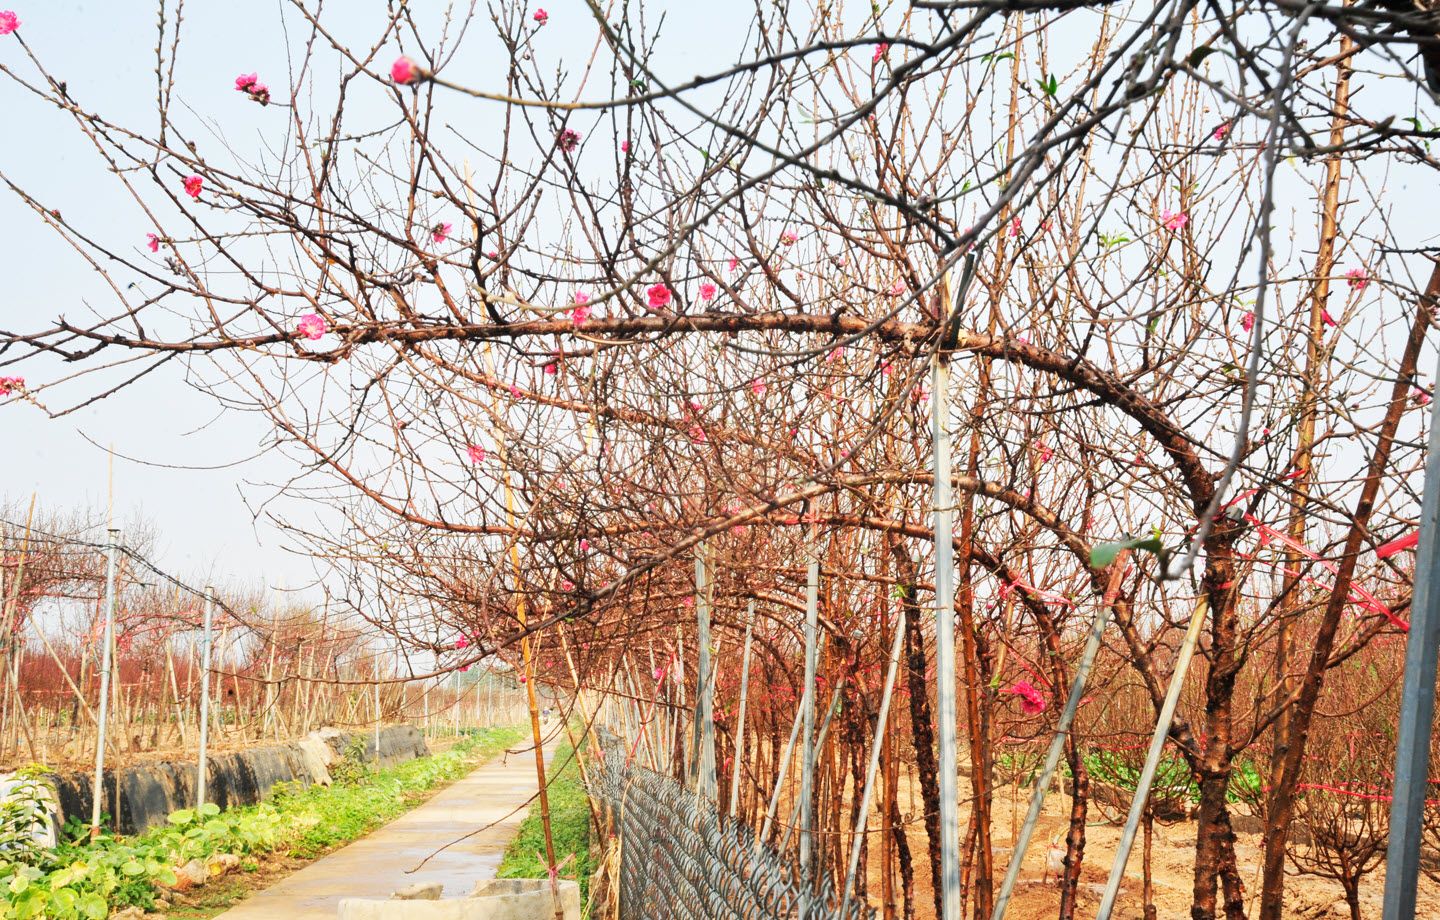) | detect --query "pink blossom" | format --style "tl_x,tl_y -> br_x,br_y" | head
727,257 -> 738,272
456,637 -> 469,649
246,83 -> 270,105
910,385 -> 930,402
183,175 -> 203,198
654,667 -> 665,681
574,291 -> 591,306
391,56 -> 422,85
1008,216 -> 1021,238
467,445 -> 486,464
1344,268 -> 1369,291
1416,388 -> 1433,406
881,362 -> 893,375
533,8 -> 548,24
486,250 -> 499,259
561,580 -> 574,591
888,281 -> 906,296
1242,312 -> 1254,333
545,363 -> 557,375
699,282 -> 717,301
432,221 -> 453,243
827,347 -> 844,363
1322,309 -> 1337,328
146,233 -> 160,253
1160,209 -> 1188,231
683,597 -> 694,608
780,230 -> 799,245
1214,123 -> 1229,141
235,73 -> 259,93
509,384 -> 522,398
689,424 -> 707,442
296,313 -> 327,340
558,128 -> 581,152
1035,441 -> 1052,463
0,11 -> 19,34
519,674 -> 527,683
621,140 -> 630,153
459,665 -> 470,672
646,283 -> 672,310
579,539 -> 590,551
751,378 -> 768,396
1009,680 -> 1047,715
571,303 -> 592,324
0,376 -> 24,395
873,42 -> 889,63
